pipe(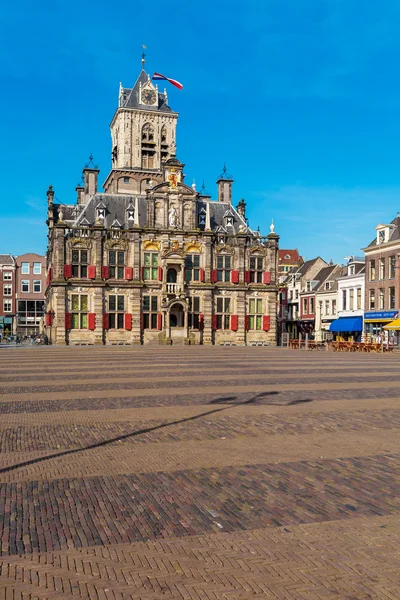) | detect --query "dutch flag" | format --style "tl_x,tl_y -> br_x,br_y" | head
152,72 -> 183,90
